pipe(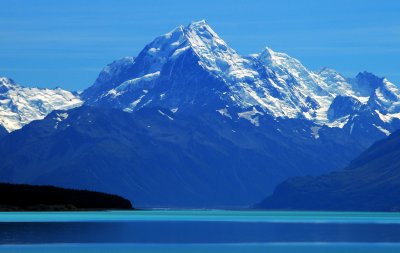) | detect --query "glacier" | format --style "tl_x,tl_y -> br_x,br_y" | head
0,20 -> 399,208
0,77 -> 82,132
82,20 -> 400,133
